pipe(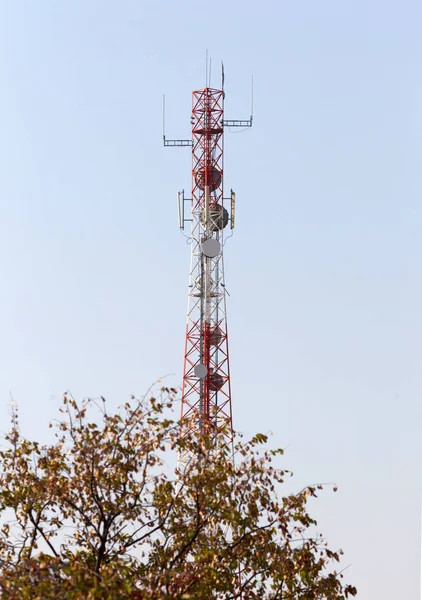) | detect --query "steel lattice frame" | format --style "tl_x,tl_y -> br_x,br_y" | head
164,79 -> 252,462
180,88 -> 233,444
